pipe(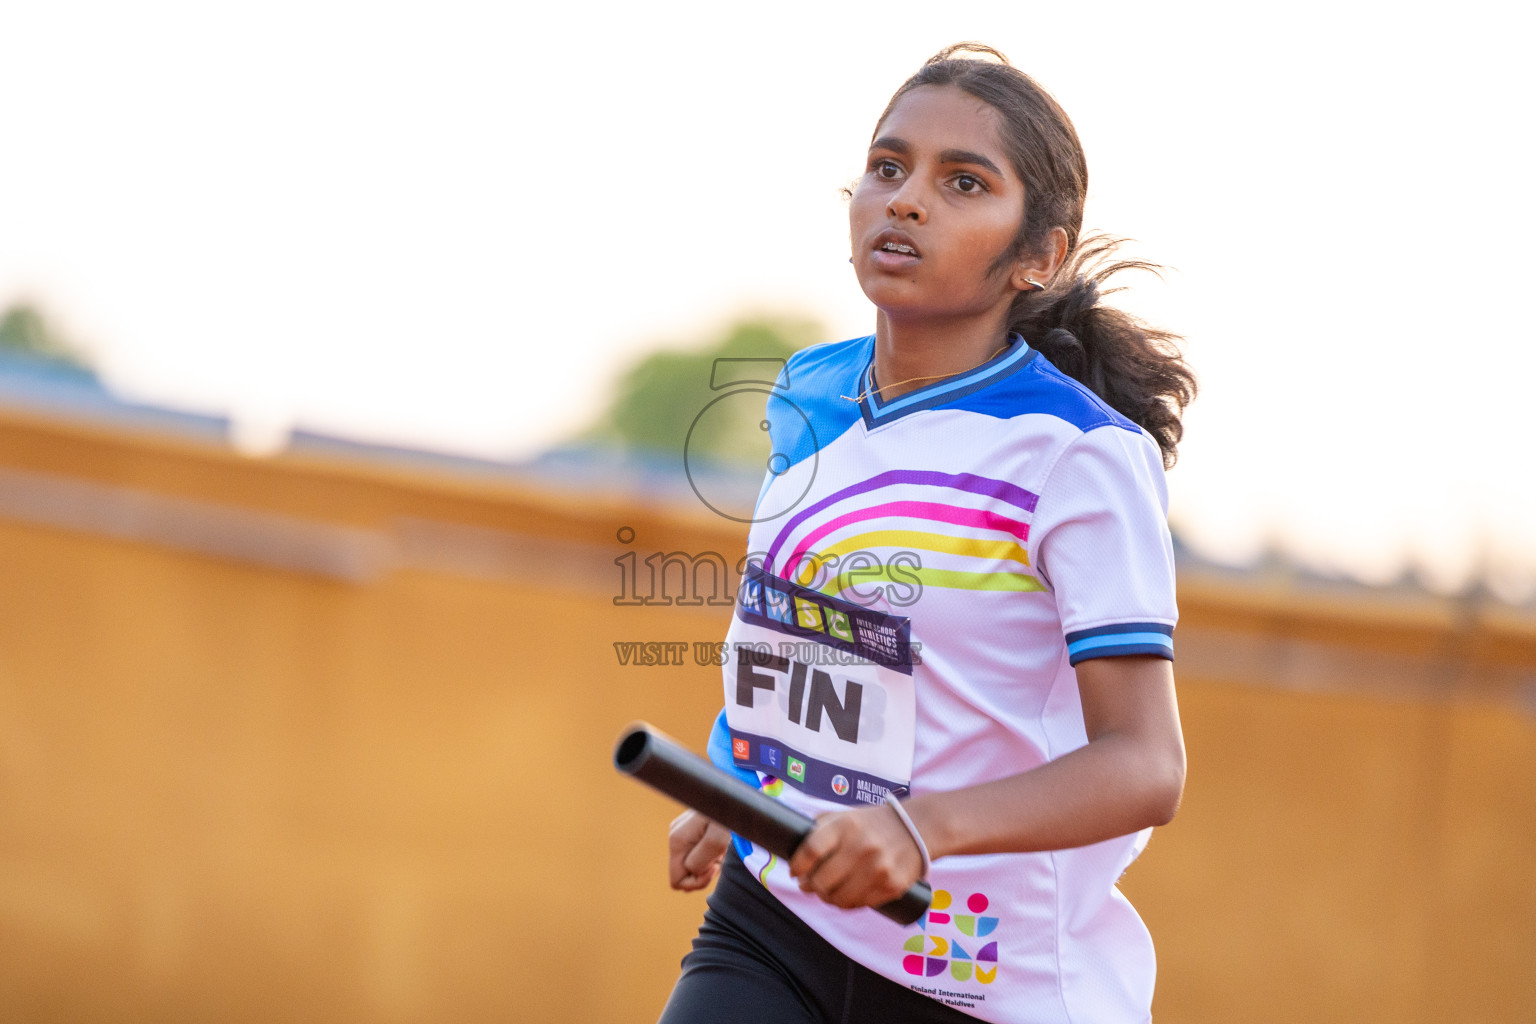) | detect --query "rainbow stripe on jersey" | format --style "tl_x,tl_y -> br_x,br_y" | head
763,469 -> 1044,600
